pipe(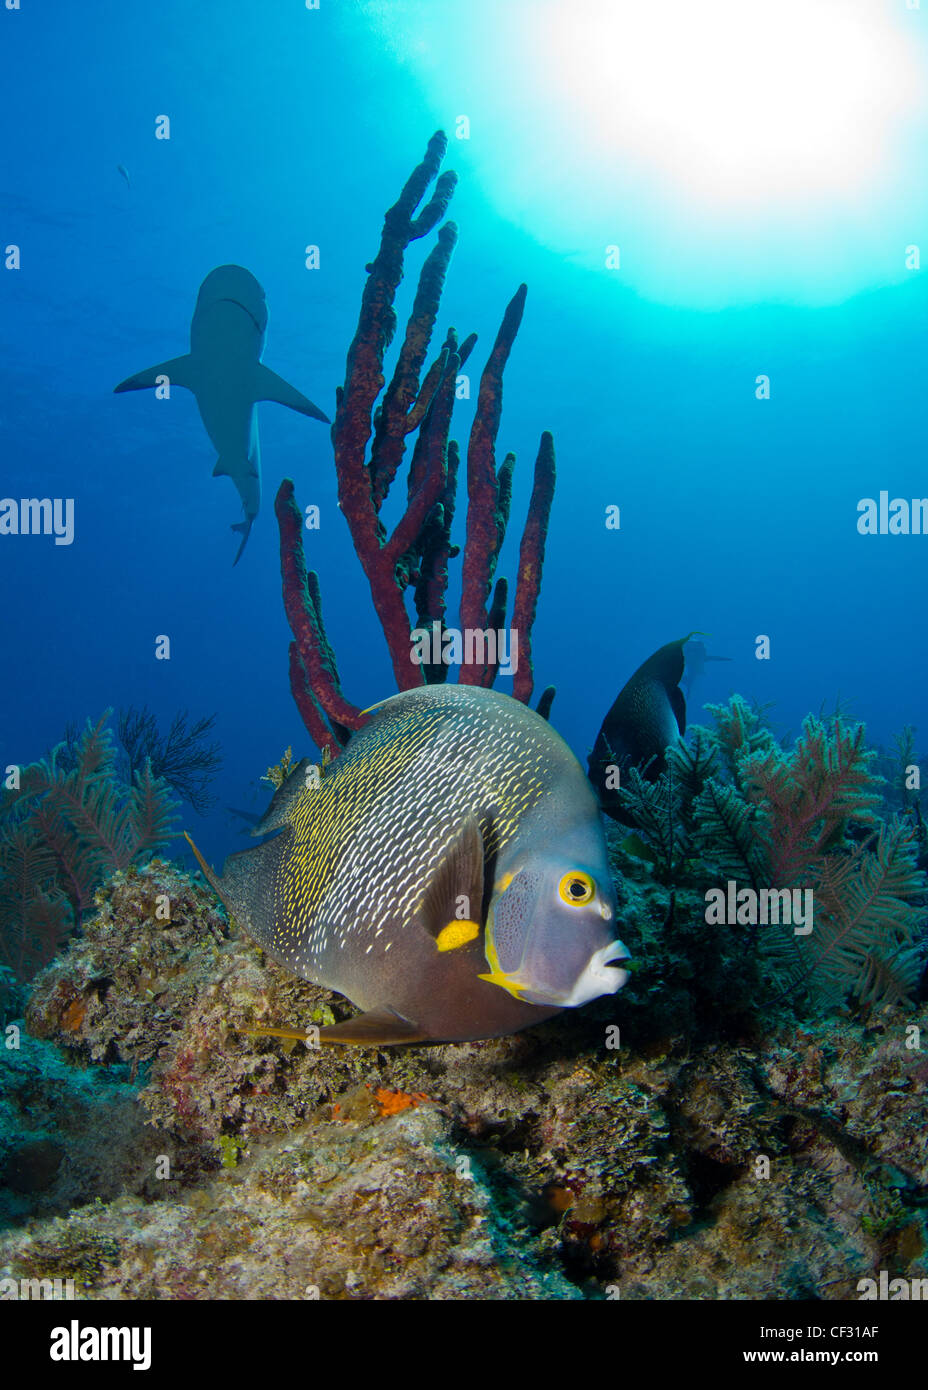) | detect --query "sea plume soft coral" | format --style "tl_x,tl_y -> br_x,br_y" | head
767,818 -> 927,1011
0,713 -> 179,979
114,706 -> 222,815
701,694 -> 776,779
738,714 -> 882,886
617,697 -> 926,1015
